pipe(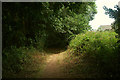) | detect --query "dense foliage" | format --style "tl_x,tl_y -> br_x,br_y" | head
2,2 -> 97,73
3,2 -> 120,78
103,5 -> 120,36
3,2 -> 97,49
3,47 -> 30,73
69,31 -> 120,77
